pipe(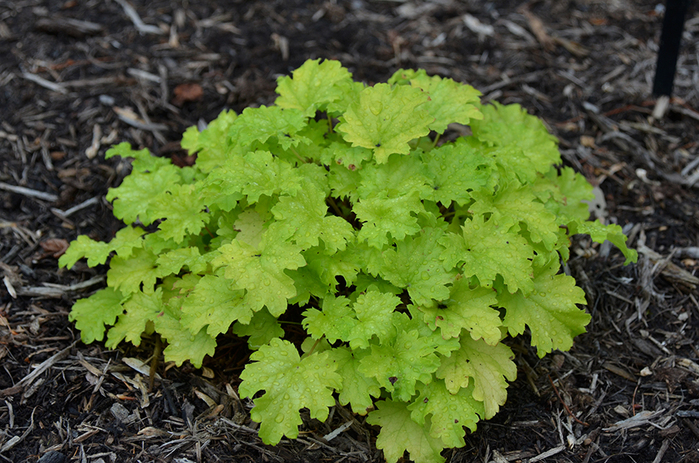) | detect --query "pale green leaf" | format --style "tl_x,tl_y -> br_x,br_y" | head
180,274 -> 249,337
420,140 -> 495,206
212,224 -> 306,316
69,287 -> 125,344
329,346 -> 382,415
232,308 -> 284,350
238,339 -> 342,445
440,215 -> 535,294
105,142 -> 171,173
470,181 -> 559,251
230,105 -> 308,150
470,102 -> 560,184
105,288 -> 164,348
156,247 -> 209,276
358,315 -> 447,402
155,305 -> 217,368
366,399 -> 447,463
417,277 -> 501,344
379,226 -> 456,306
346,290 -> 401,349
302,294 -> 356,342
152,183 -> 210,243
271,180 -> 354,252
436,336 -> 516,419
389,68 -> 483,133
106,163 -> 181,225
107,247 -> 159,296
498,258 -> 590,357
275,58 -> 355,117
59,235 -> 112,269
204,150 -> 302,204
568,219 -> 638,264
181,109 -> 238,172
354,192 -> 425,248
335,83 -> 432,163
409,380 -> 485,448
